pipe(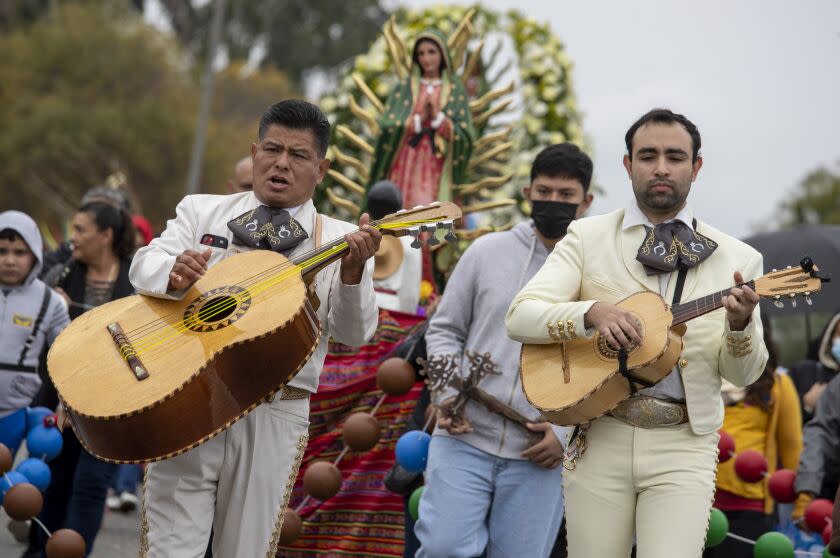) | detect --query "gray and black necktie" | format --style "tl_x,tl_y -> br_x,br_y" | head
636,221 -> 717,275
227,205 -> 308,256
